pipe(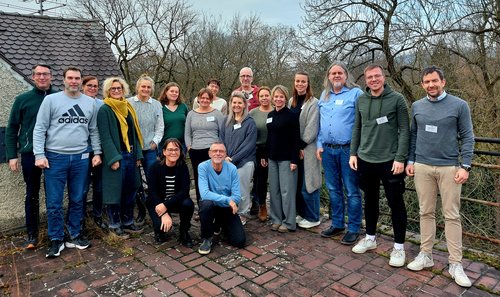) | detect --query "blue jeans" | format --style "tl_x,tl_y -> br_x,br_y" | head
322,145 -> 362,233
300,172 -> 320,222
21,153 -> 43,236
44,151 -> 89,241
107,152 -> 138,228
82,151 -> 103,218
